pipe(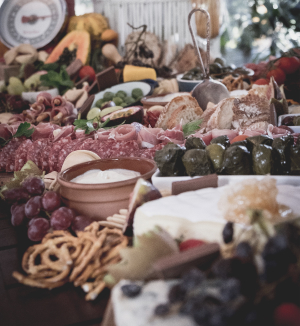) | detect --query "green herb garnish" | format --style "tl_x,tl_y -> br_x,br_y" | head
183,119 -> 203,137
13,122 -> 35,138
0,122 -> 35,148
74,118 -> 125,135
40,67 -> 74,95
